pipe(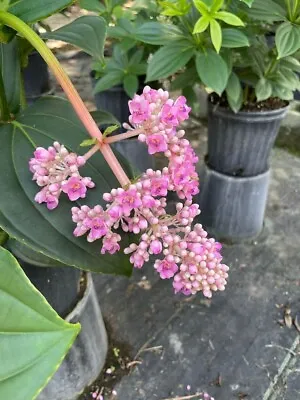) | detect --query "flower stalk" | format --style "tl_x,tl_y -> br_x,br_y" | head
0,11 -> 130,186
